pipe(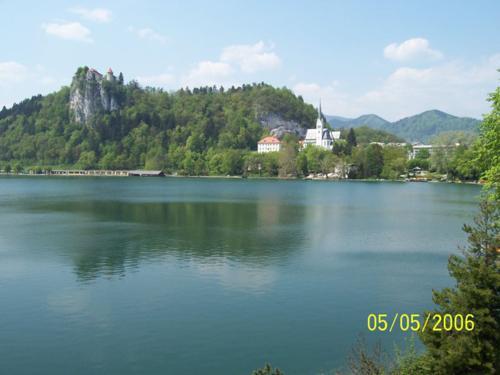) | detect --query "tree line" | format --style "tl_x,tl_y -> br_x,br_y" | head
0,67 -> 482,182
